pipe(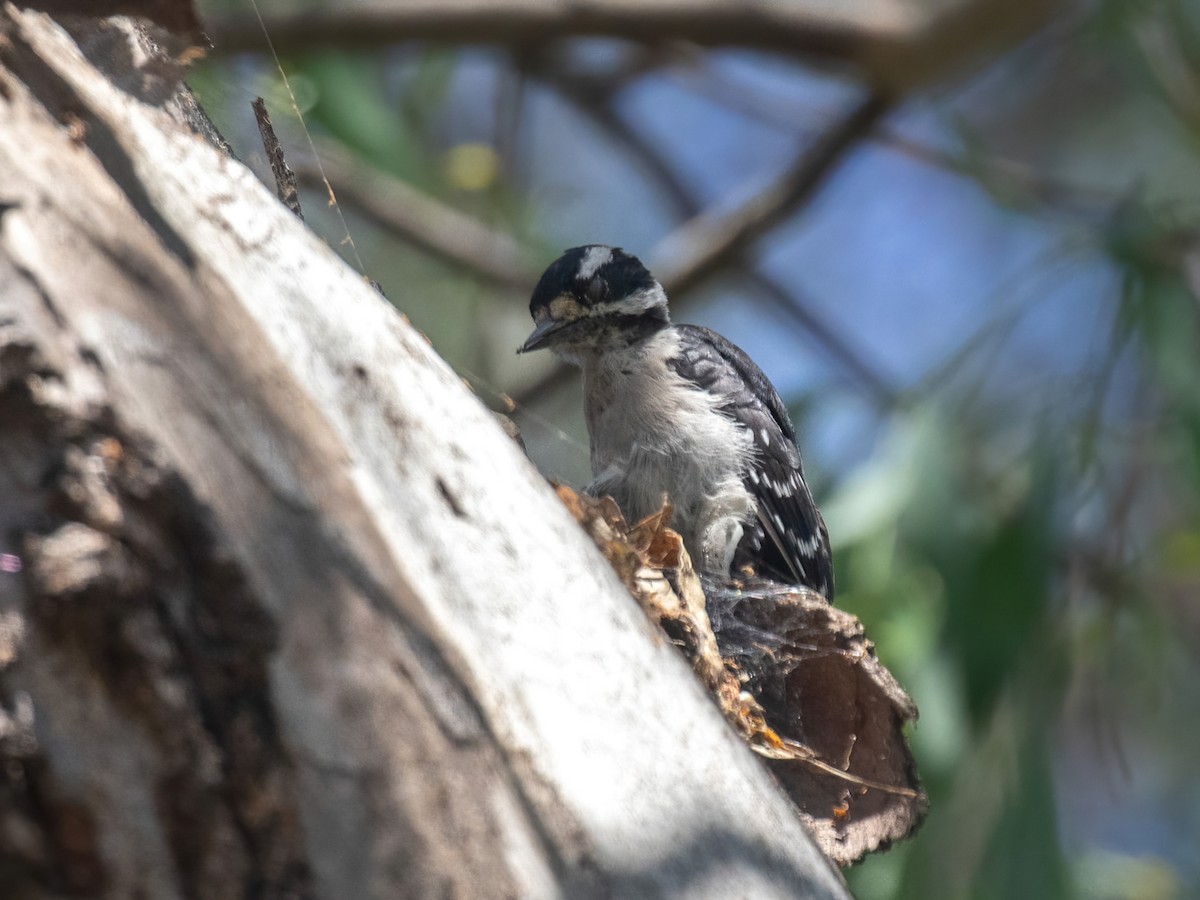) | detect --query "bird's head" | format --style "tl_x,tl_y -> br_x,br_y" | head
518,245 -> 669,359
